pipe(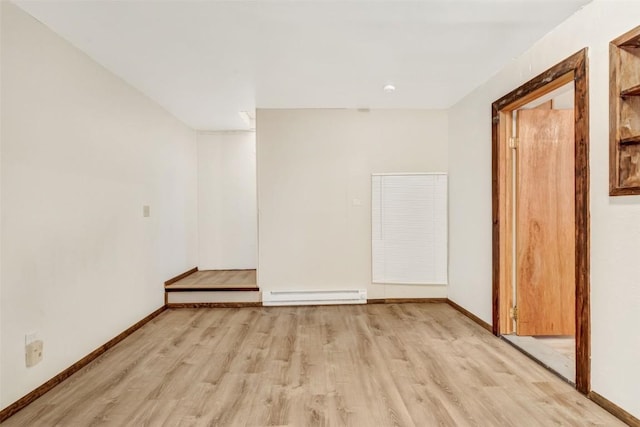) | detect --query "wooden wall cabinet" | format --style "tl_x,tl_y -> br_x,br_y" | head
610,26 -> 640,195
